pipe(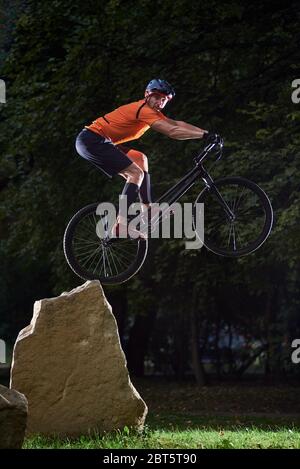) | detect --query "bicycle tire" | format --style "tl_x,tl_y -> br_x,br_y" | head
63,202 -> 148,284
193,176 -> 273,257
